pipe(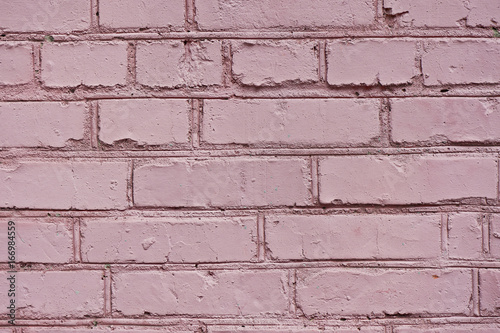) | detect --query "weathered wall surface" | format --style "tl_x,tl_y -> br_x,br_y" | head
1,0 -> 500,332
